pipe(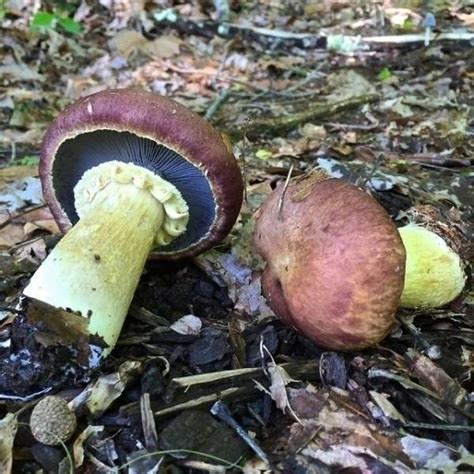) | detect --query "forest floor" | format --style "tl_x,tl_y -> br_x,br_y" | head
0,1 -> 473,473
